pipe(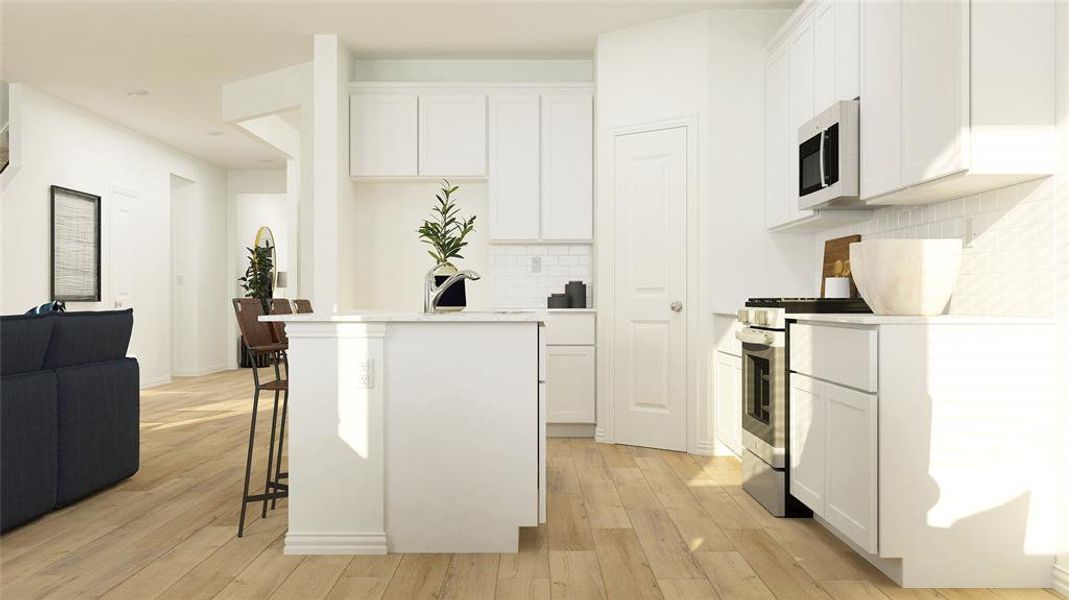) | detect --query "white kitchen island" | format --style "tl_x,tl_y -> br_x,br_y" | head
261,311 -> 546,555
